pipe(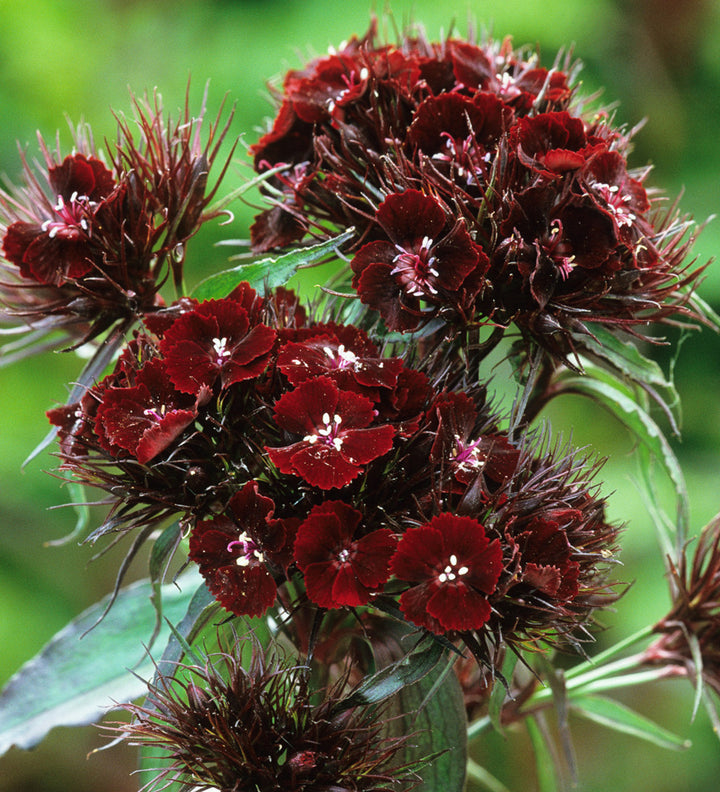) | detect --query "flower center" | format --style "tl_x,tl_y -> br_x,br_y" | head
323,343 -> 358,370
41,192 -> 90,240
390,236 -> 439,297
227,531 -> 264,566
212,336 -> 231,365
437,553 -> 470,584
452,434 -> 488,473
303,412 -> 344,451
143,403 -> 169,422
590,181 -> 637,227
